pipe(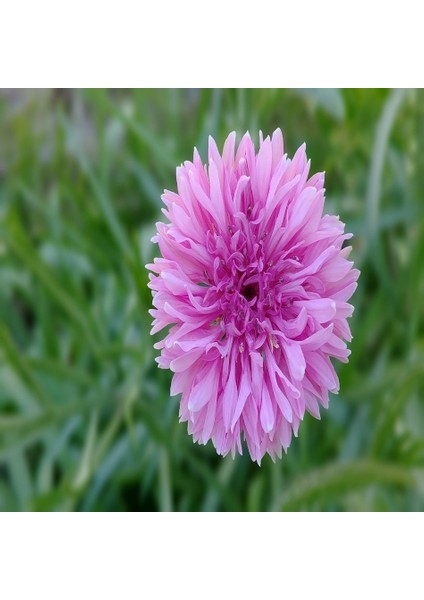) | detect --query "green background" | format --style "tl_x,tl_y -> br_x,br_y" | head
0,88 -> 423,511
